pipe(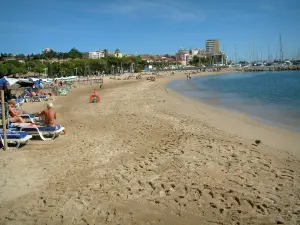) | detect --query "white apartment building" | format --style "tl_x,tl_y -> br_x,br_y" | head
89,51 -> 105,59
